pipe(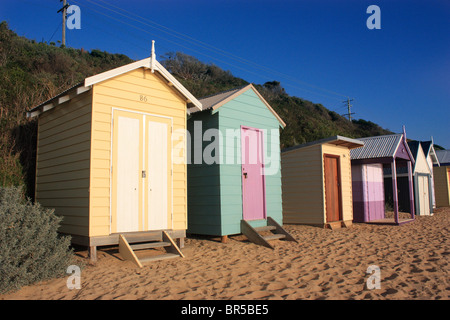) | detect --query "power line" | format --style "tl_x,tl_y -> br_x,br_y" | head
72,0 -> 350,102
48,22 -> 61,43
91,0 -> 350,100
